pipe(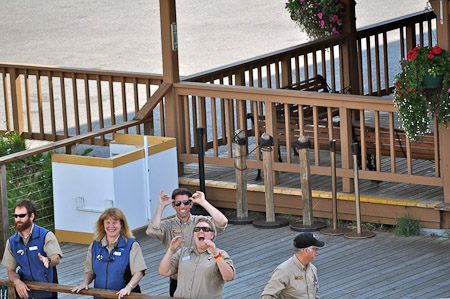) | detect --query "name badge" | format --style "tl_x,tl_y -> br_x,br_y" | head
181,256 -> 190,262
113,251 -> 122,256
172,229 -> 181,233
29,246 -> 38,251
295,276 -> 304,280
